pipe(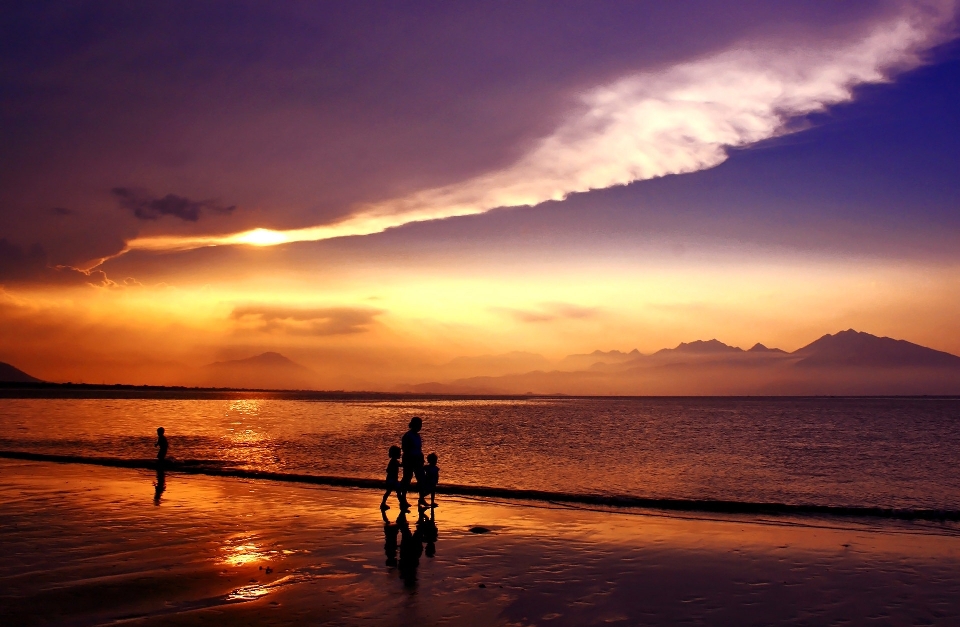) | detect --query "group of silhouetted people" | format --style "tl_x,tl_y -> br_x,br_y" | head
381,418 -> 441,587
151,419 -> 441,513
150,418 -> 439,586
381,416 -> 440,512
376,416 -> 448,587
